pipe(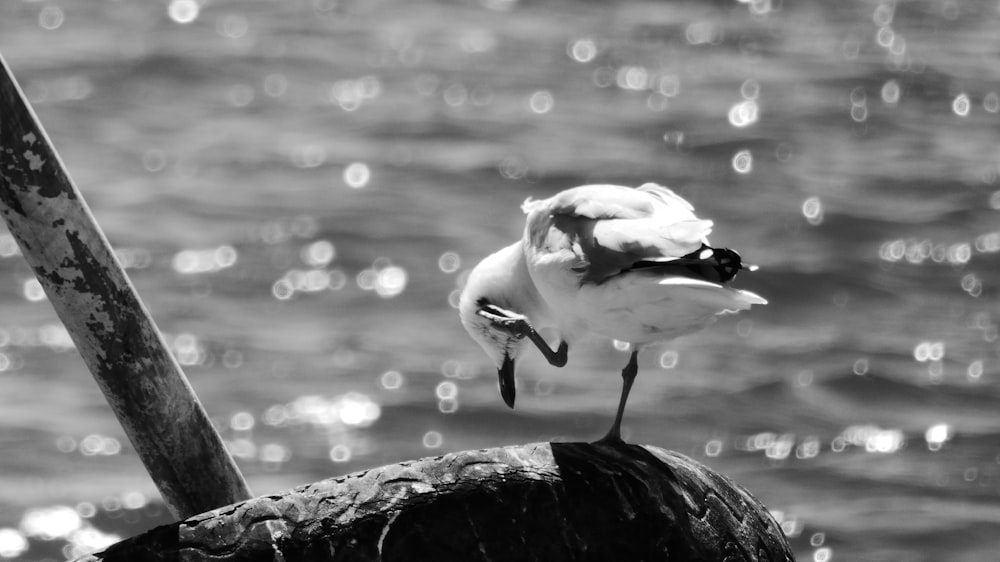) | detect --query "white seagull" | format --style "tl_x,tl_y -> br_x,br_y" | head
459,183 -> 766,443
